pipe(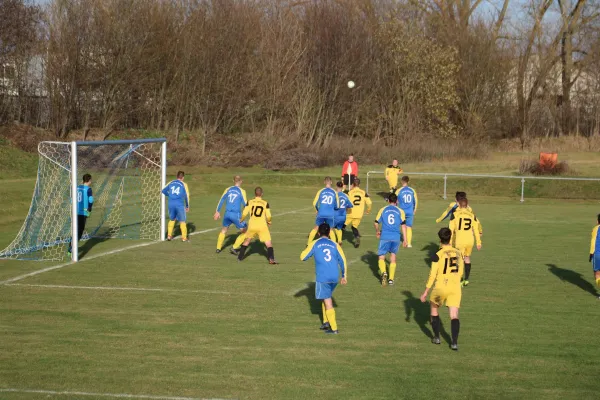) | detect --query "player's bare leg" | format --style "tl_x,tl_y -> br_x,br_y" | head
449,307 -> 460,350
265,240 -> 277,264
388,253 -> 397,285
378,255 -> 388,286
462,255 -> 472,286
323,298 -> 338,334
430,302 -> 441,344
